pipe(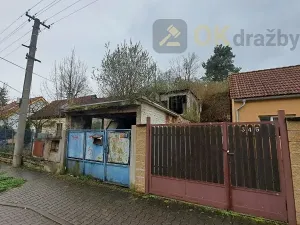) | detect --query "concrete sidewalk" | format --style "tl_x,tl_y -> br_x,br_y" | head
0,163 -> 280,225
